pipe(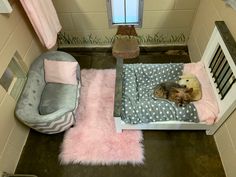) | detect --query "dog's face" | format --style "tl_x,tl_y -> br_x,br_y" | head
168,87 -> 193,106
